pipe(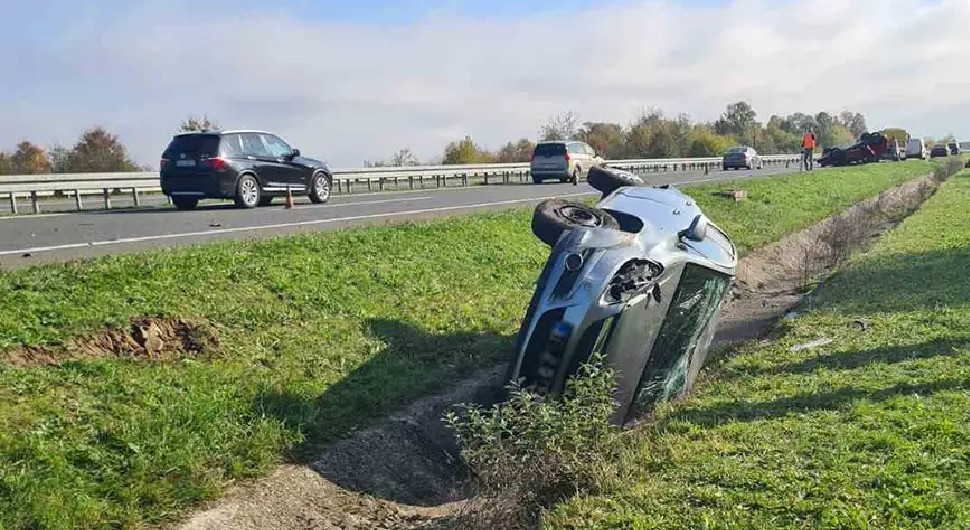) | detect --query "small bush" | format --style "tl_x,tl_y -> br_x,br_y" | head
444,354 -> 624,529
